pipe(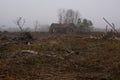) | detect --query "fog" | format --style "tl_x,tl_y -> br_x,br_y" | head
0,0 -> 120,30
